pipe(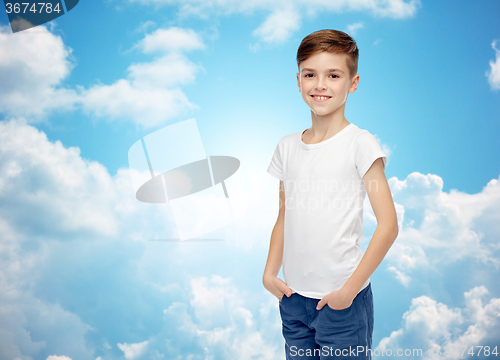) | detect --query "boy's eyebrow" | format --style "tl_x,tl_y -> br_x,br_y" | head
301,68 -> 345,73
